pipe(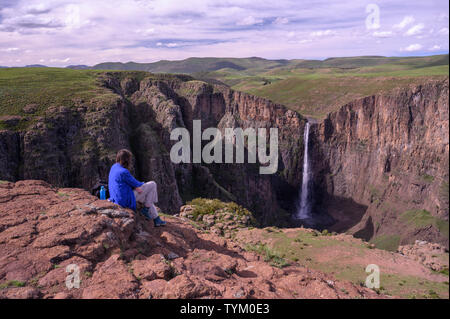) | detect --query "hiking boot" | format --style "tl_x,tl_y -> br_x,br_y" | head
153,216 -> 166,227
139,207 -> 151,220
